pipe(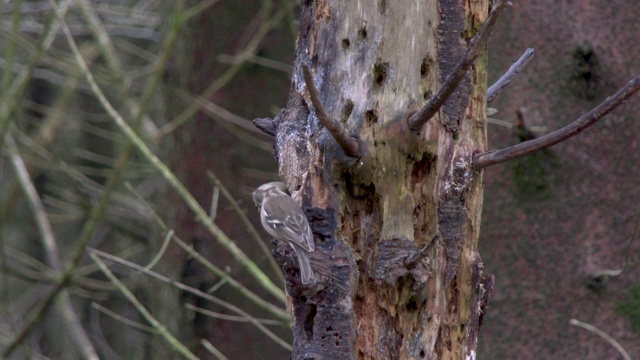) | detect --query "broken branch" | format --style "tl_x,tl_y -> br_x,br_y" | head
302,65 -> 359,157
405,234 -> 440,268
252,117 -> 277,136
408,0 -> 511,130
474,73 -> 640,169
488,48 -> 535,103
